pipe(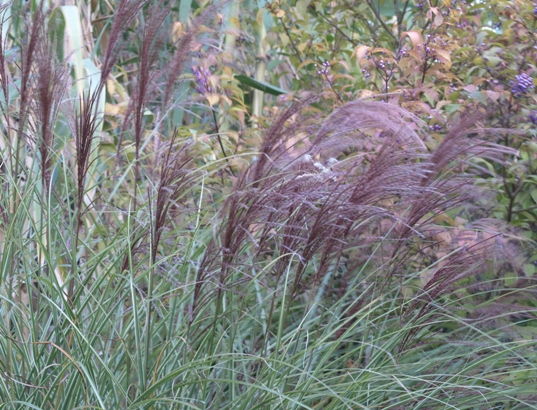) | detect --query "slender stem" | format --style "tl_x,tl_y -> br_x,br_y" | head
365,0 -> 398,42
212,109 -> 236,180
326,77 -> 344,104
278,16 -> 303,64
511,203 -> 537,214
212,109 -> 228,161
317,12 -> 358,46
